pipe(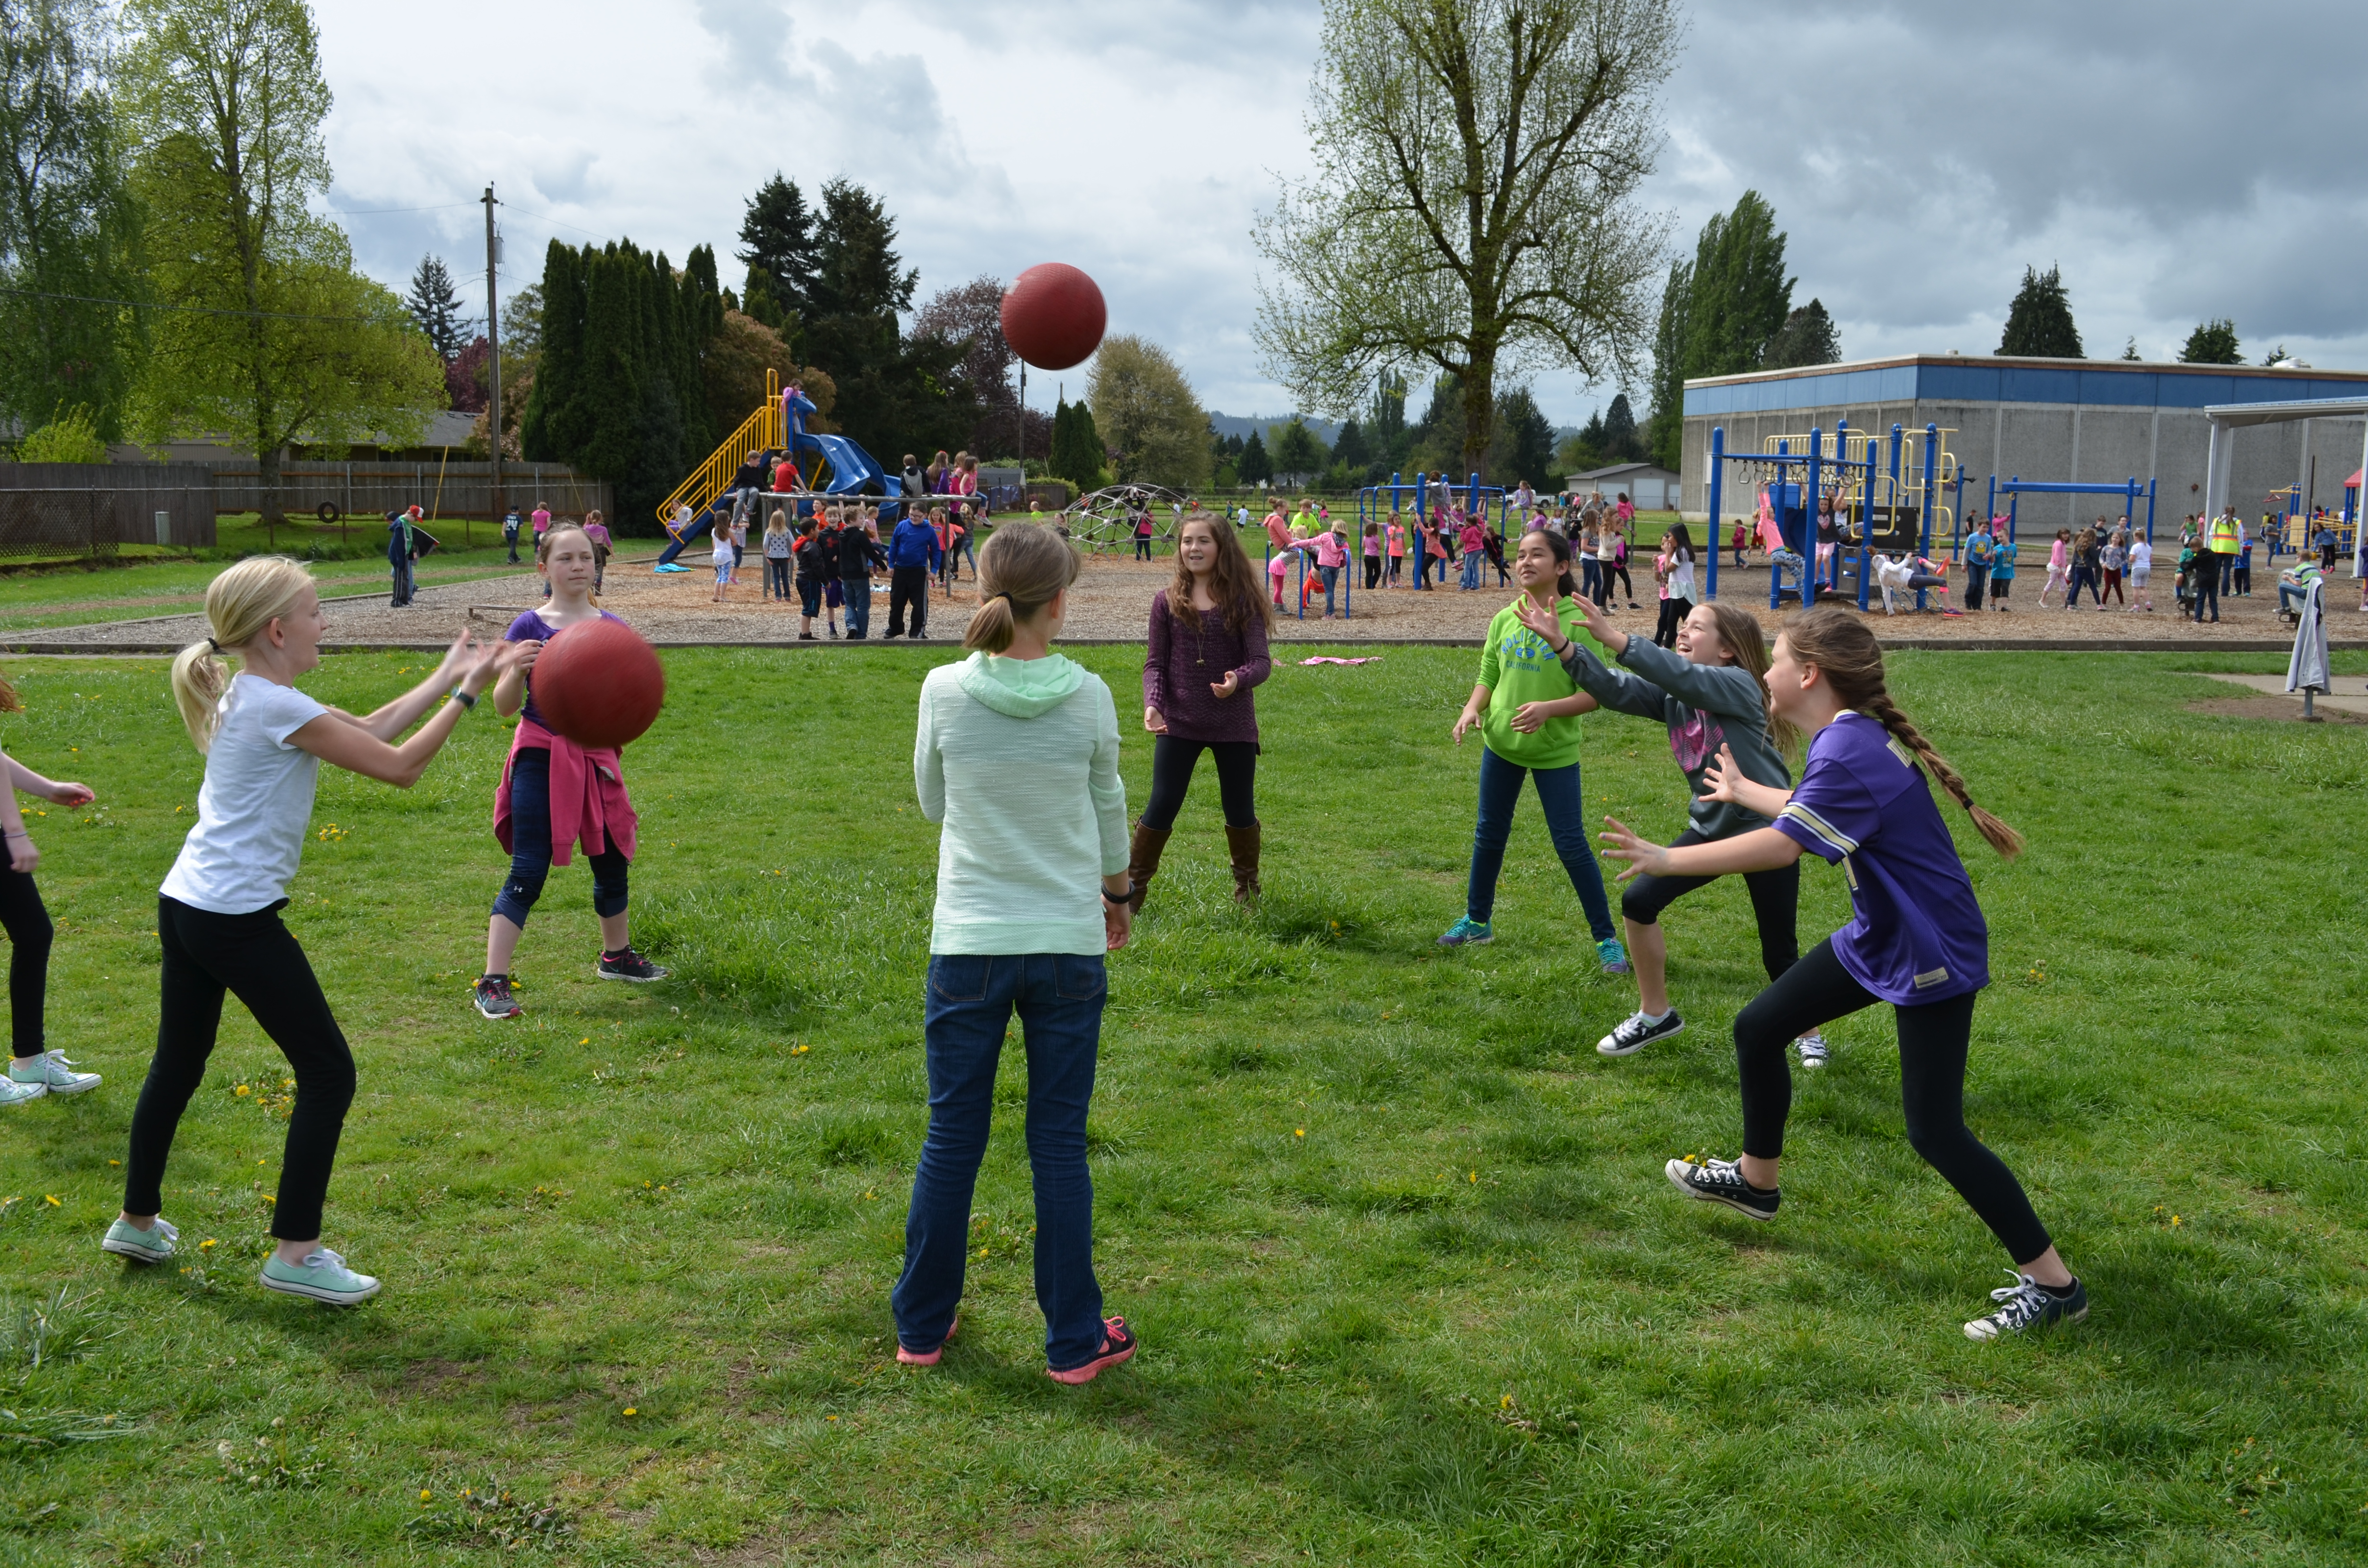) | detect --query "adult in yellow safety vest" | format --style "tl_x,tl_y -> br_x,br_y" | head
2193,505 -> 2238,623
